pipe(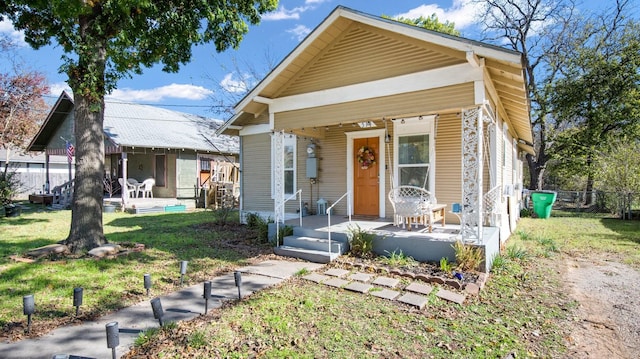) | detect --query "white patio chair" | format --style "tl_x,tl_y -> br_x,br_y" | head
388,185 -> 434,230
138,178 -> 155,198
119,178 -> 138,198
